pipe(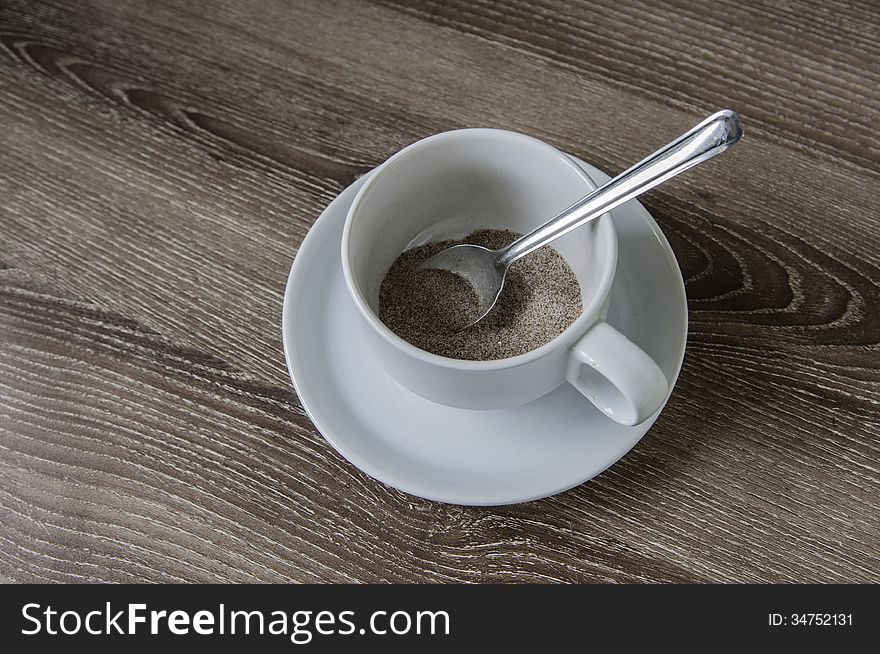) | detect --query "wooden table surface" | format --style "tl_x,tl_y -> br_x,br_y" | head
1,0 -> 878,583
